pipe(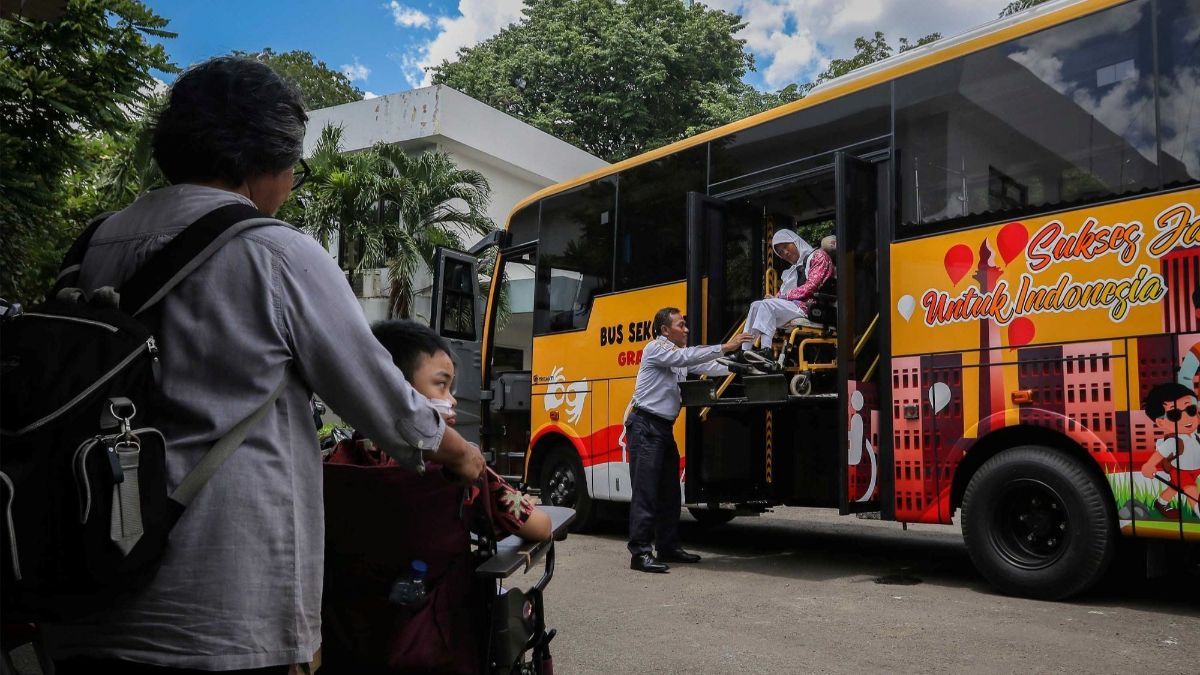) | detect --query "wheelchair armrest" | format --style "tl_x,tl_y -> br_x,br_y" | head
475,506 -> 575,580
813,292 -> 837,303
